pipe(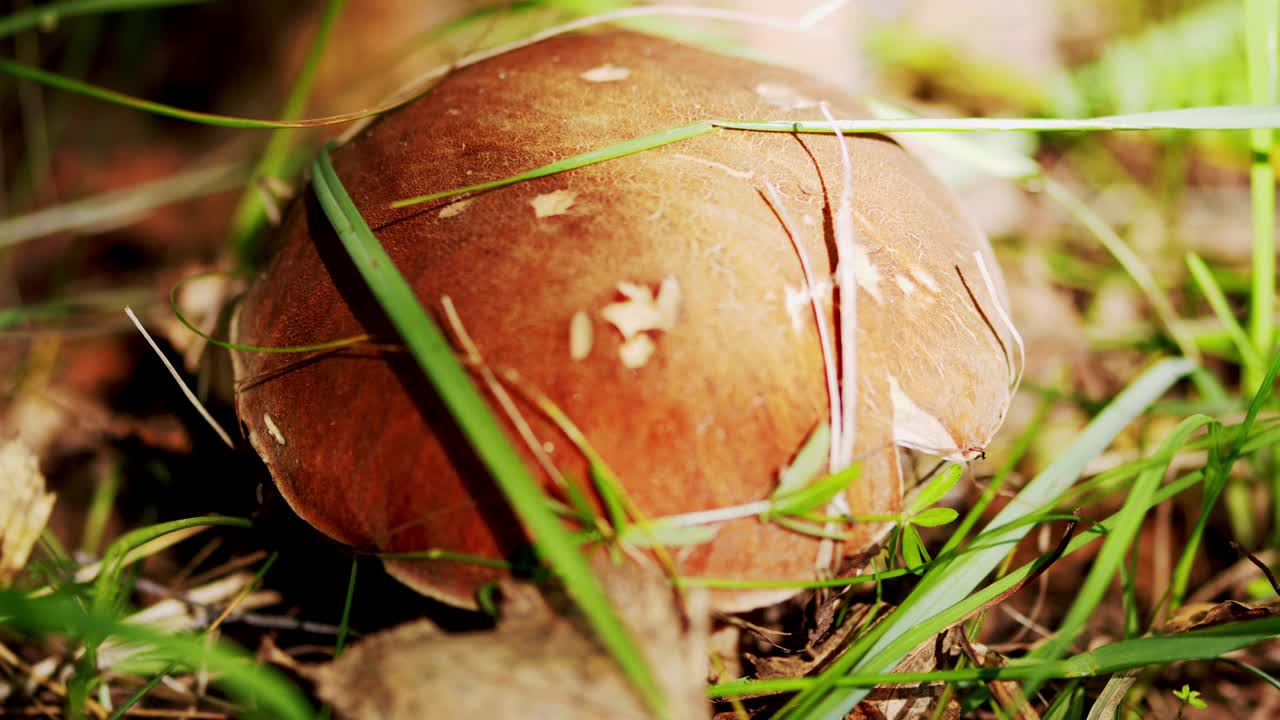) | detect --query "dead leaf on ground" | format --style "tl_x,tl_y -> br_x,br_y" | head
851,628 -> 963,720
308,560 -> 709,720
748,601 -> 961,720
1158,599 -> 1280,635
0,440 -> 56,586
